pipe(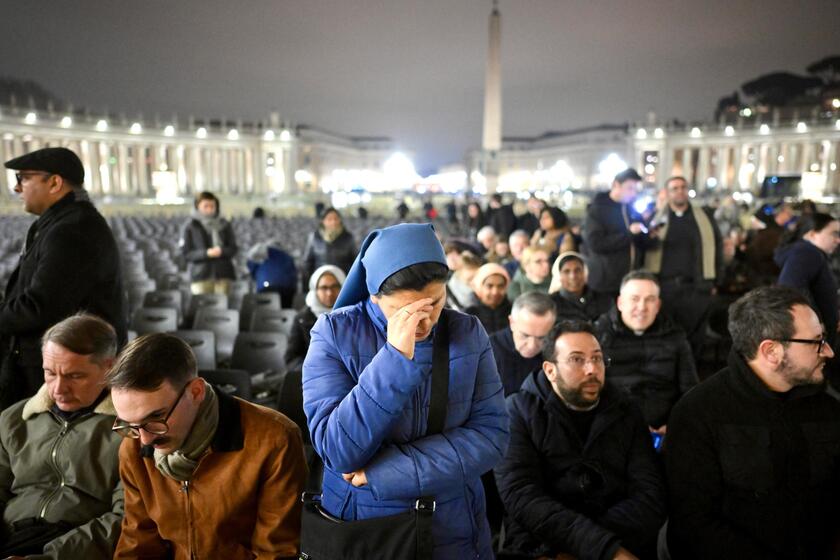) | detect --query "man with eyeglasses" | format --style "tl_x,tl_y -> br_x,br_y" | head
485,291 -> 557,538
107,333 -> 307,559
495,319 -> 666,560
666,285 -> 840,559
490,291 -> 557,397
595,271 -> 698,438
0,148 -> 126,410
0,313 -> 122,559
